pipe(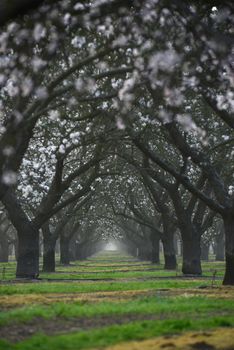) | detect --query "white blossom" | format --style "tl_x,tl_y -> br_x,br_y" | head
48,110 -> 60,121
59,144 -> 66,154
6,80 -> 19,97
35,87 -> 48,100
116,117 -> 125,130
33,23 -> 46,42
2,171 -> 17,185
21,78 -> 33,97
71,36 -> 86,48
